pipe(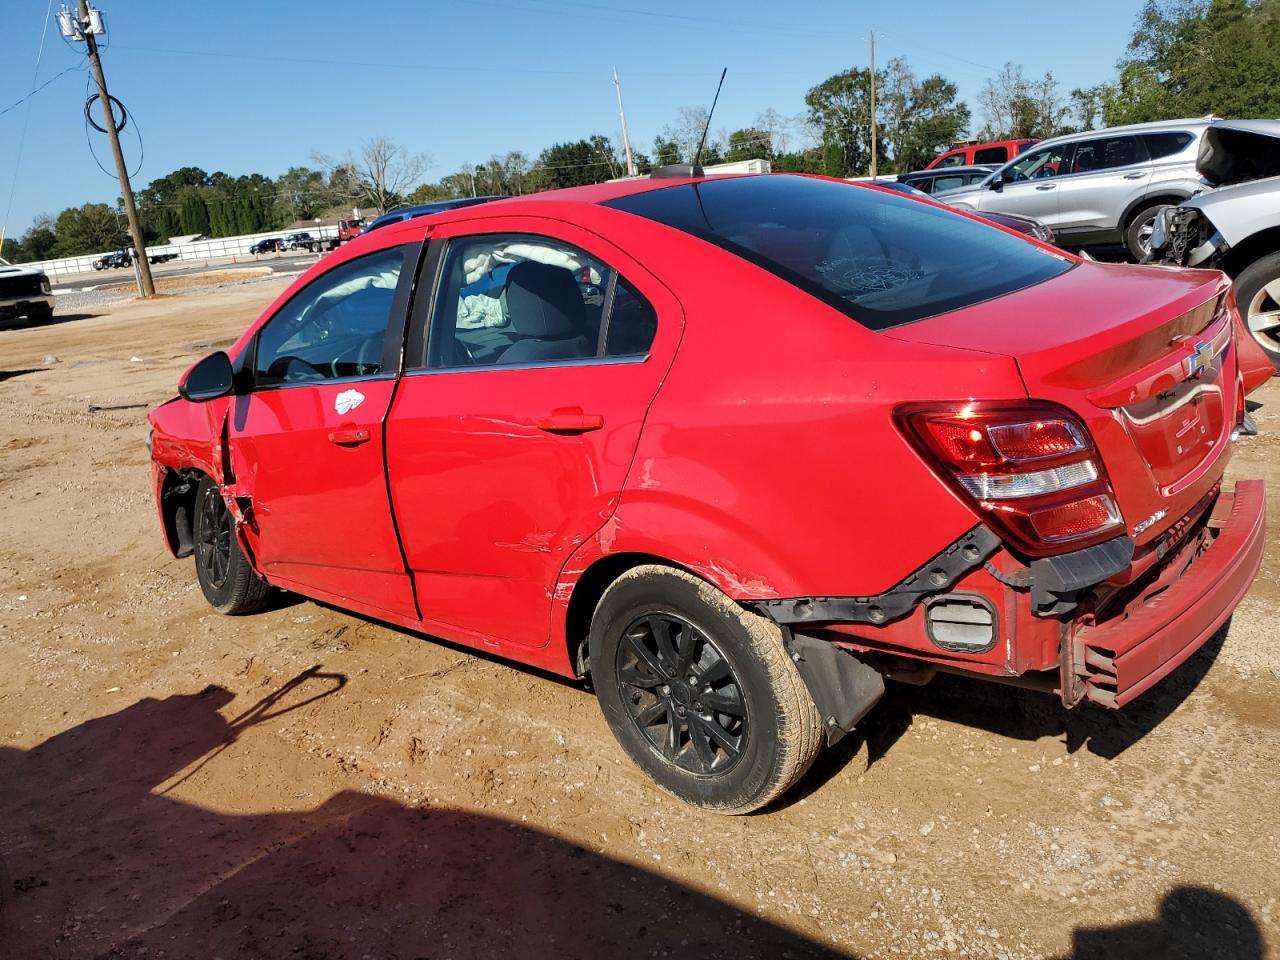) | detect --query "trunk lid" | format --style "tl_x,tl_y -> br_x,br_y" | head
887,260 -> 1239,551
